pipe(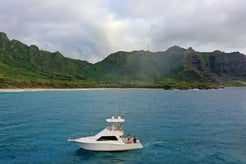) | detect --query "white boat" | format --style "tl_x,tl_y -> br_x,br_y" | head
67,116 -> 143,151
